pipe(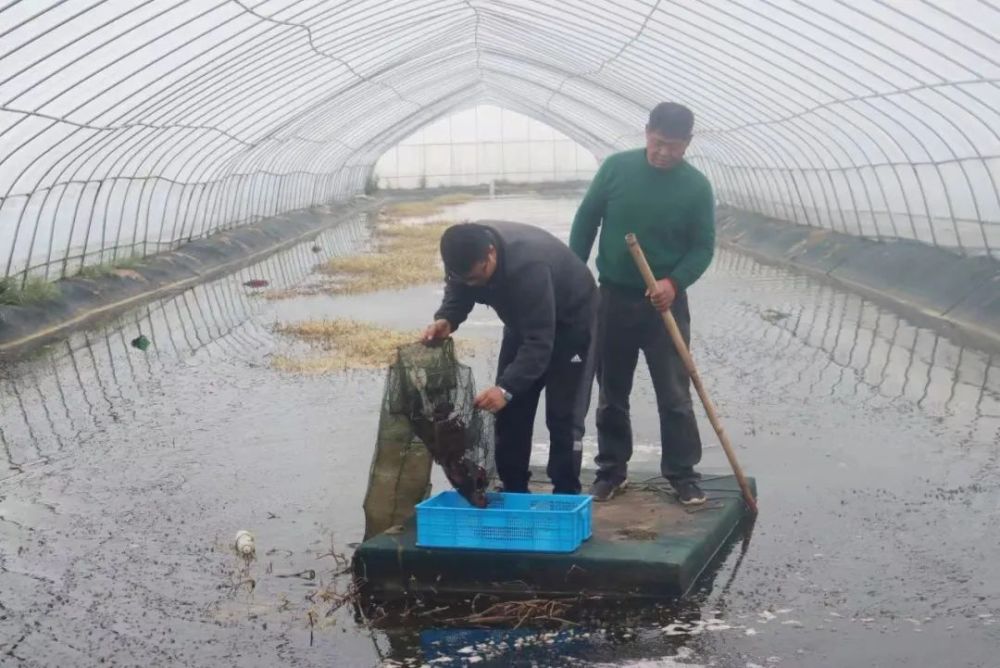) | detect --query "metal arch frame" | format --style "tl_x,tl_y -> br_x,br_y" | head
34,1 -> 358,265
2,0 -> 237,277
362,90 -> 600,178
771,0 -> 1000,252
26,5 -> 318,272
113,1 -> 476,250
1,0 -> 998,284
0,0 -> 444,271
0,1 -> 936,224
613,1 -> 950,242
475,68 -> 805,223
3,3 -> 988,205
472,3 -> 924,240
3,0 -> 474,276
488,41 -> 845,231
477,71 -> 824,234
658,0 -> 919,239
683,0 -> 998,251
474,28 -> 873,238
489,0 -> 998,247
187,51 -> 484,243
521,0 -> 998,251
